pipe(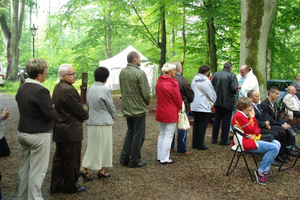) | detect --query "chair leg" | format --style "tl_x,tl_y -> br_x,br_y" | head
242,153 -> 256,182
226,151 -> 241,176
